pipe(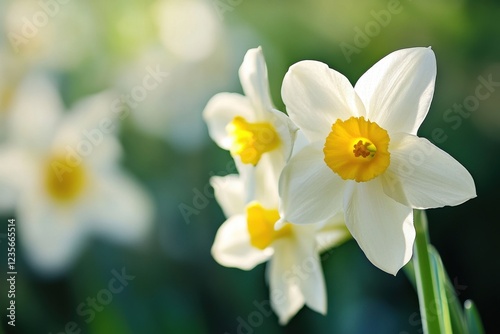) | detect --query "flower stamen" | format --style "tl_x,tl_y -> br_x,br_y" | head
353,140 -> 377,158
